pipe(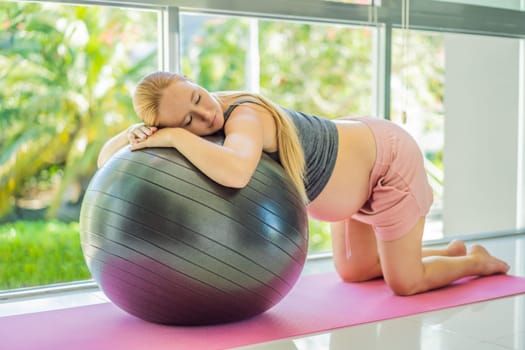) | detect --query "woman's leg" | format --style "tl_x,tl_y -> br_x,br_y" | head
331,218 -> 470,283
422,240 -> 467,258
377,216 -> 510,296
330,218 -> 382,282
